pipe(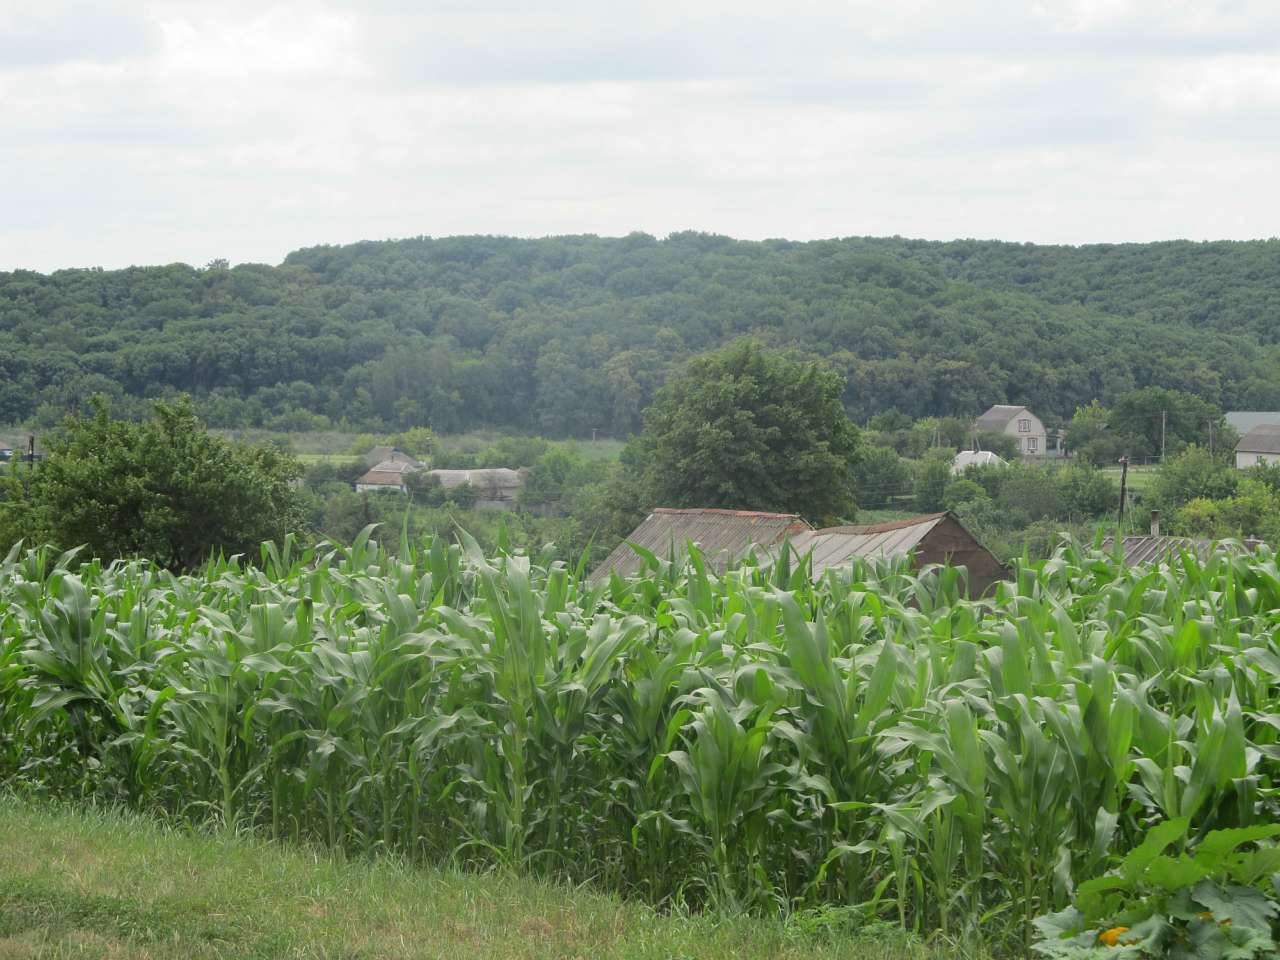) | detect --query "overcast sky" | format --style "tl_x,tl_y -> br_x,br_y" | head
2,0 -> 1278,271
